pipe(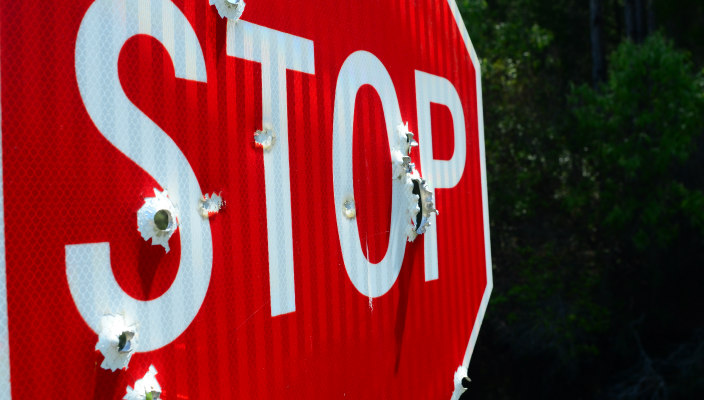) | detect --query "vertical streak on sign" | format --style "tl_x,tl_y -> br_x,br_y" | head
227,21 -> 315,316
0,46 -> 11,398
